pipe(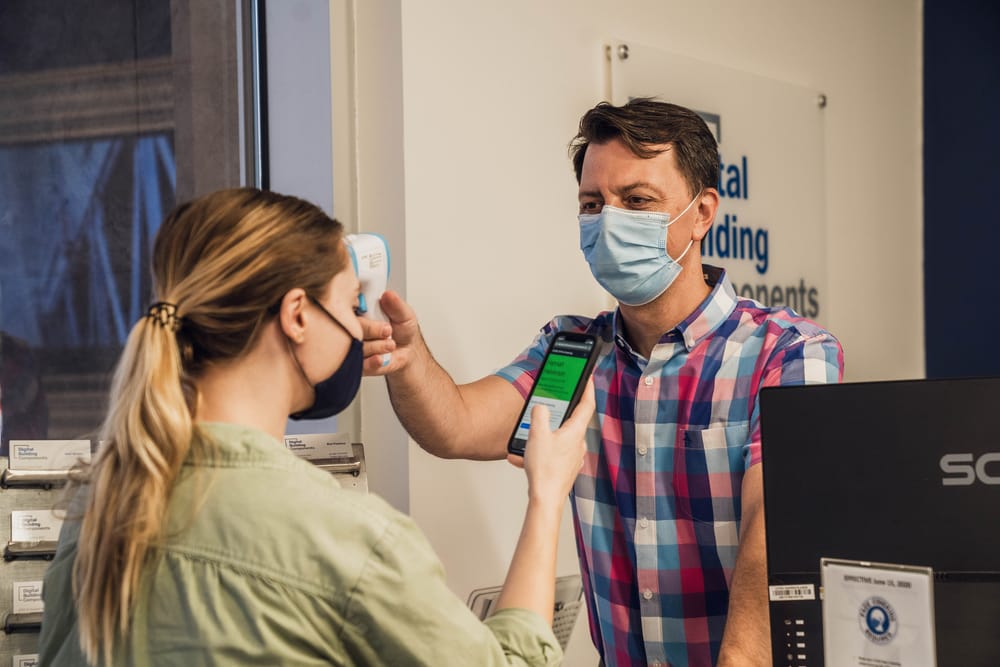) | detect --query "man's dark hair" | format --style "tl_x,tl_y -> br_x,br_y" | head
569,98 -> 719,196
